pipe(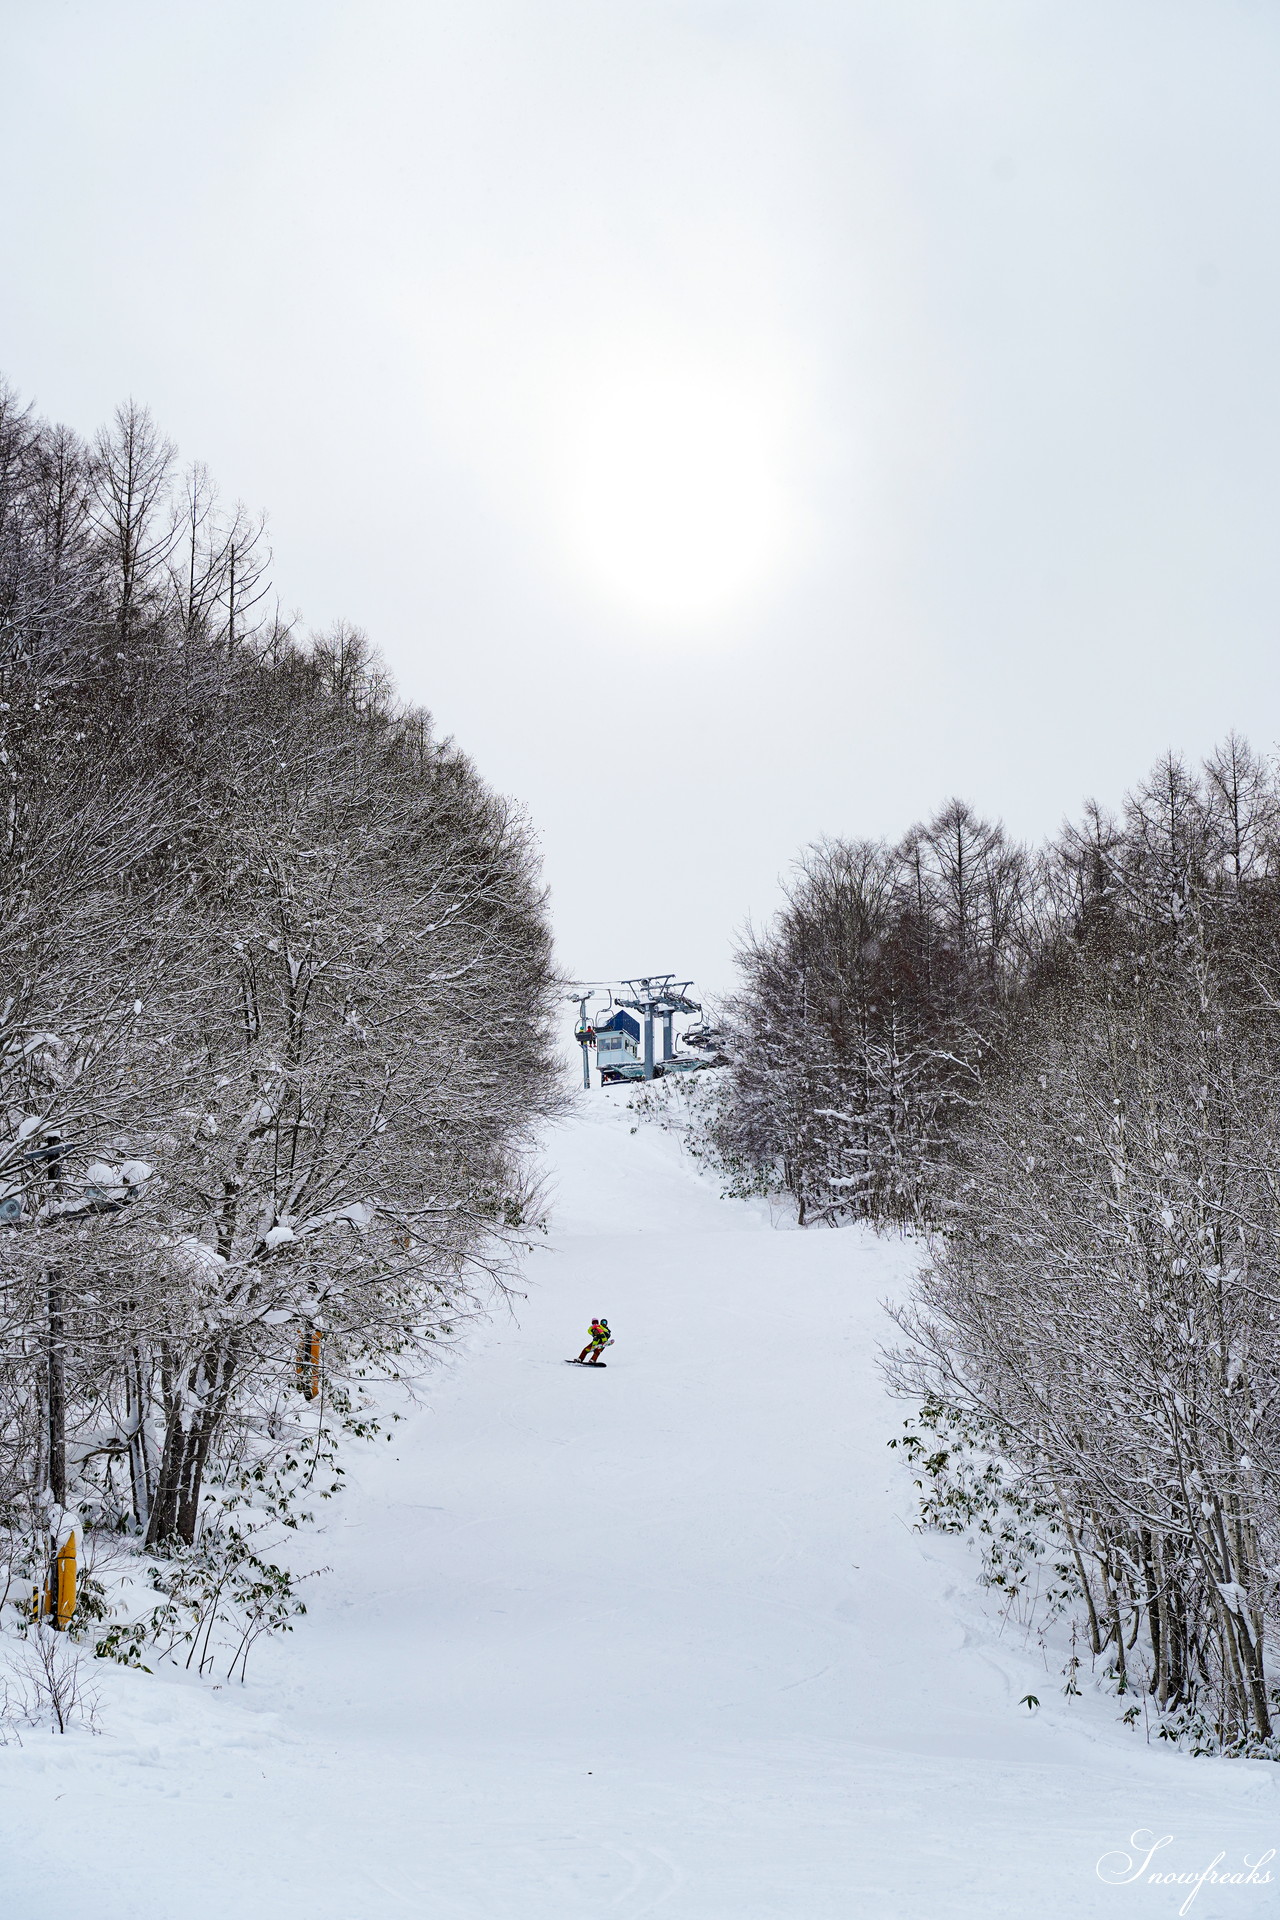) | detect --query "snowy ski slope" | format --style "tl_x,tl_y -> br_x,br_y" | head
1,1088 -> 1277,1917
